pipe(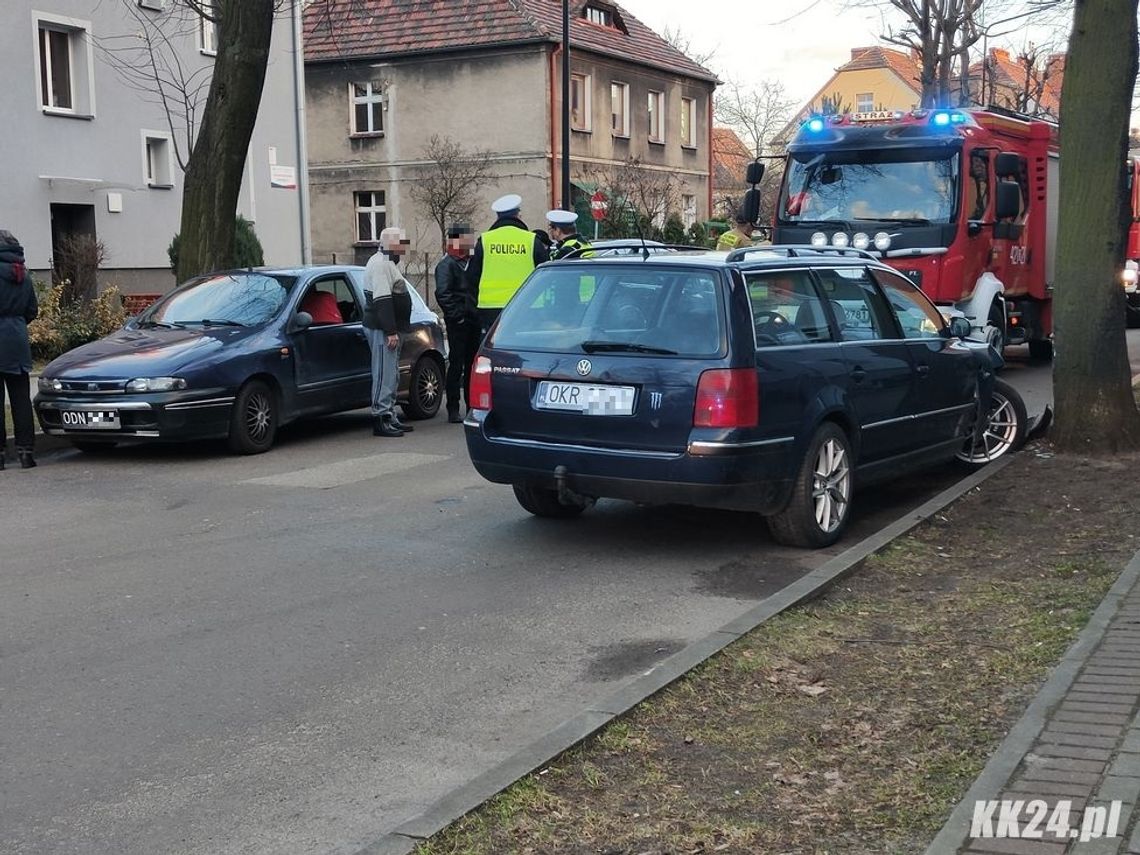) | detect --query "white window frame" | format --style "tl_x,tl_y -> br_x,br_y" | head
570,72 -> 592,132
585,6 -> 612,26
611,81 -> 630,137
648,90 -> 665,144
354,191 -> 386,244
198,2 -> 218,56
856,92 -> 874,113
680,97 -> 696,148
682,194 -> 697,229
33,12 -> 95,118
141,130 -> 174,188
349,82 -> 385,136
